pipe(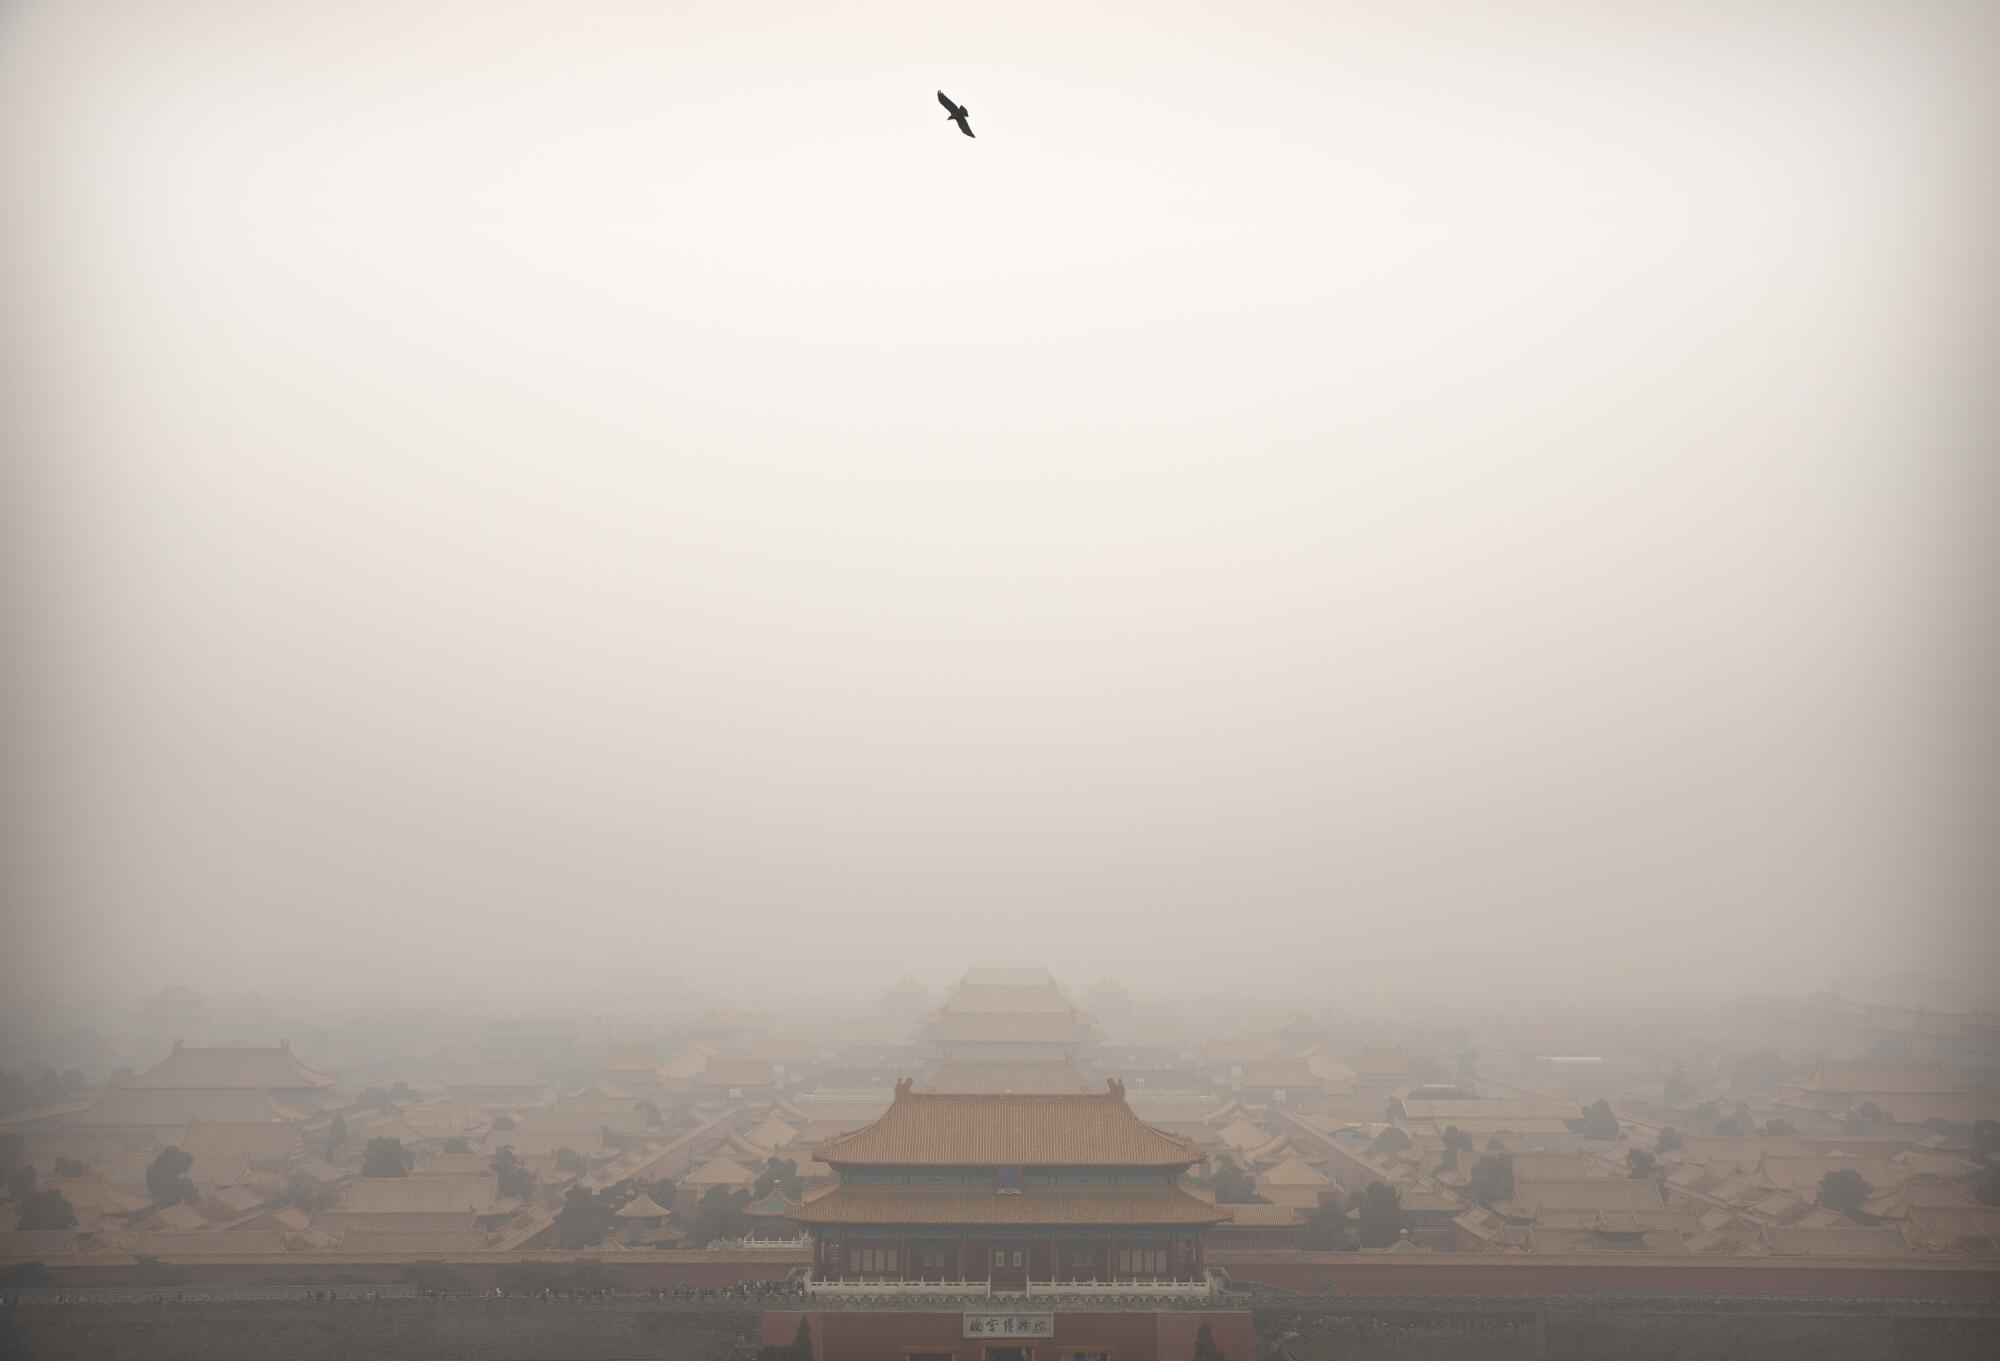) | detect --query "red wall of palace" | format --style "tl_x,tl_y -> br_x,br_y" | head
24,1255 -> 802,1291
761,1309 -> 1257,1361
1216,1253 -> 2000,1297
